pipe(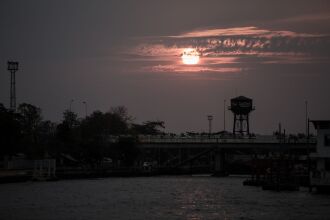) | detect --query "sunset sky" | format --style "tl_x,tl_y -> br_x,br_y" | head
1,0 -> 330,134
